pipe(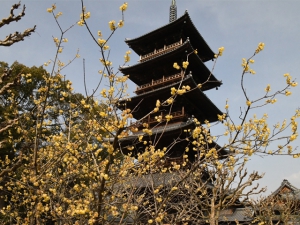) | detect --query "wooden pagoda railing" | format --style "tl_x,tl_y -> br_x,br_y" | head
135,72 -> 183,94
140,106 -> 186,126
139,39 -> 183,63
